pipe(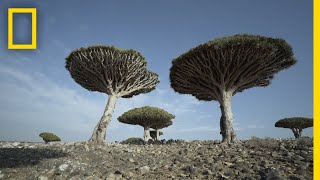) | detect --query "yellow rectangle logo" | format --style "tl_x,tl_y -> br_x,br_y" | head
8,8 -> 37,49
